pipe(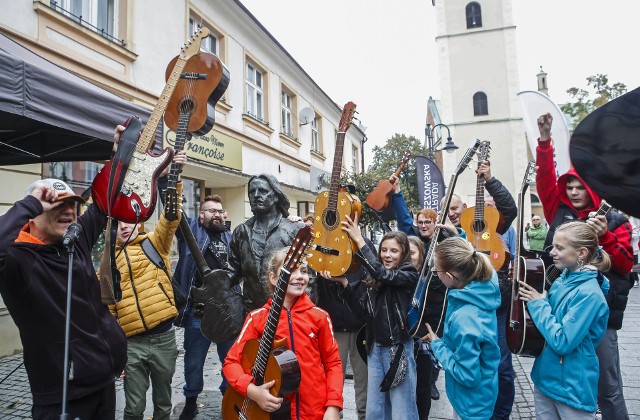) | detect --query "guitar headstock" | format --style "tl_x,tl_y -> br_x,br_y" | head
519,159 -> 536,194
338,102 -> 357,133
401,149 -> 411,164
283,226 -> 314,272
477,141 -> 491,164
180,27 -> 210,60
455,139 -> 481,176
